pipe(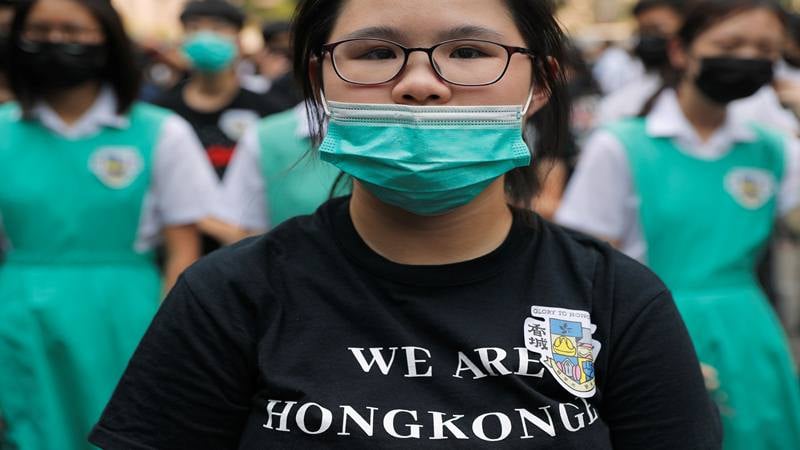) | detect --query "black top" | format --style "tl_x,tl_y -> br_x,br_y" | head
91,197 -> 721,450
155,83 -> 282,179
